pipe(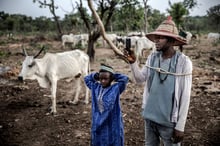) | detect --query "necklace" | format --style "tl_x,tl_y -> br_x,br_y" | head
158,56 -> 172,83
